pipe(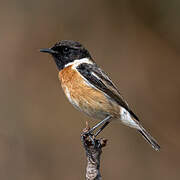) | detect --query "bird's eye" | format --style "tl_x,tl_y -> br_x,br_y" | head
63,47 -> 70,53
